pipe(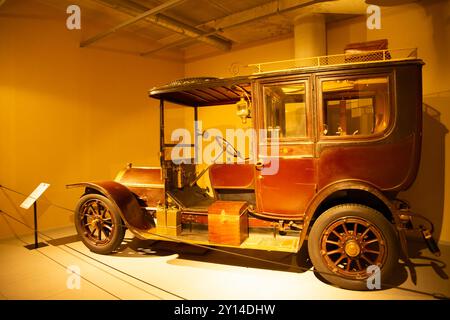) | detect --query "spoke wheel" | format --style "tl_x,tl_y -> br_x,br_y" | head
320,217 -> 386,280
74,194 -> 126,255
308,204 -> 399,290
81,199 -> 115,246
